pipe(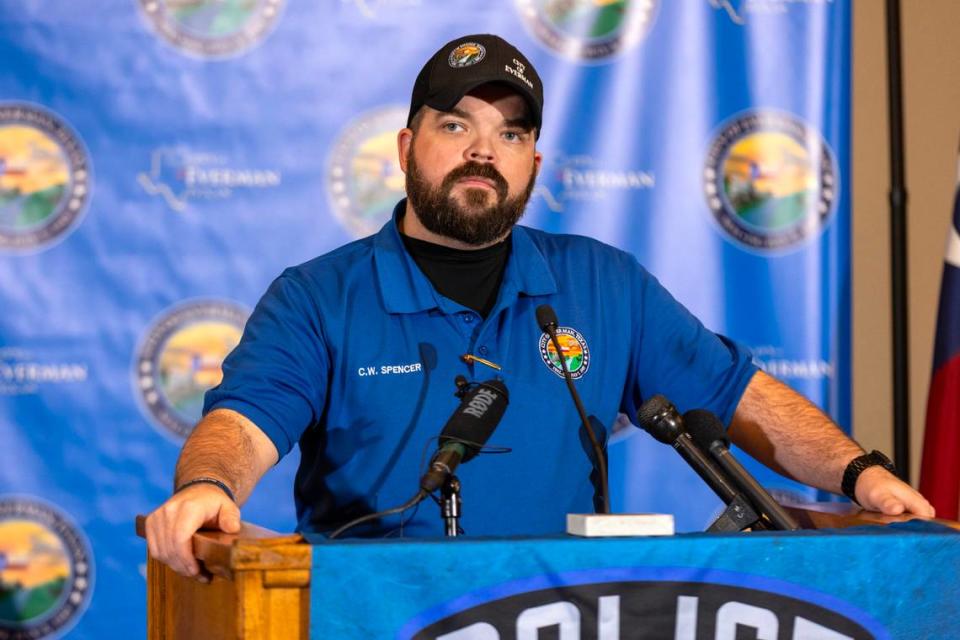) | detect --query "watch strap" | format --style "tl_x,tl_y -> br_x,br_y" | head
841,450 -> 895,505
